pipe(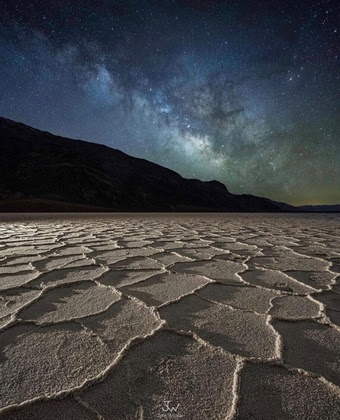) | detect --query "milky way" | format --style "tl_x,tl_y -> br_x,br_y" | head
0,0 -> 339,205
